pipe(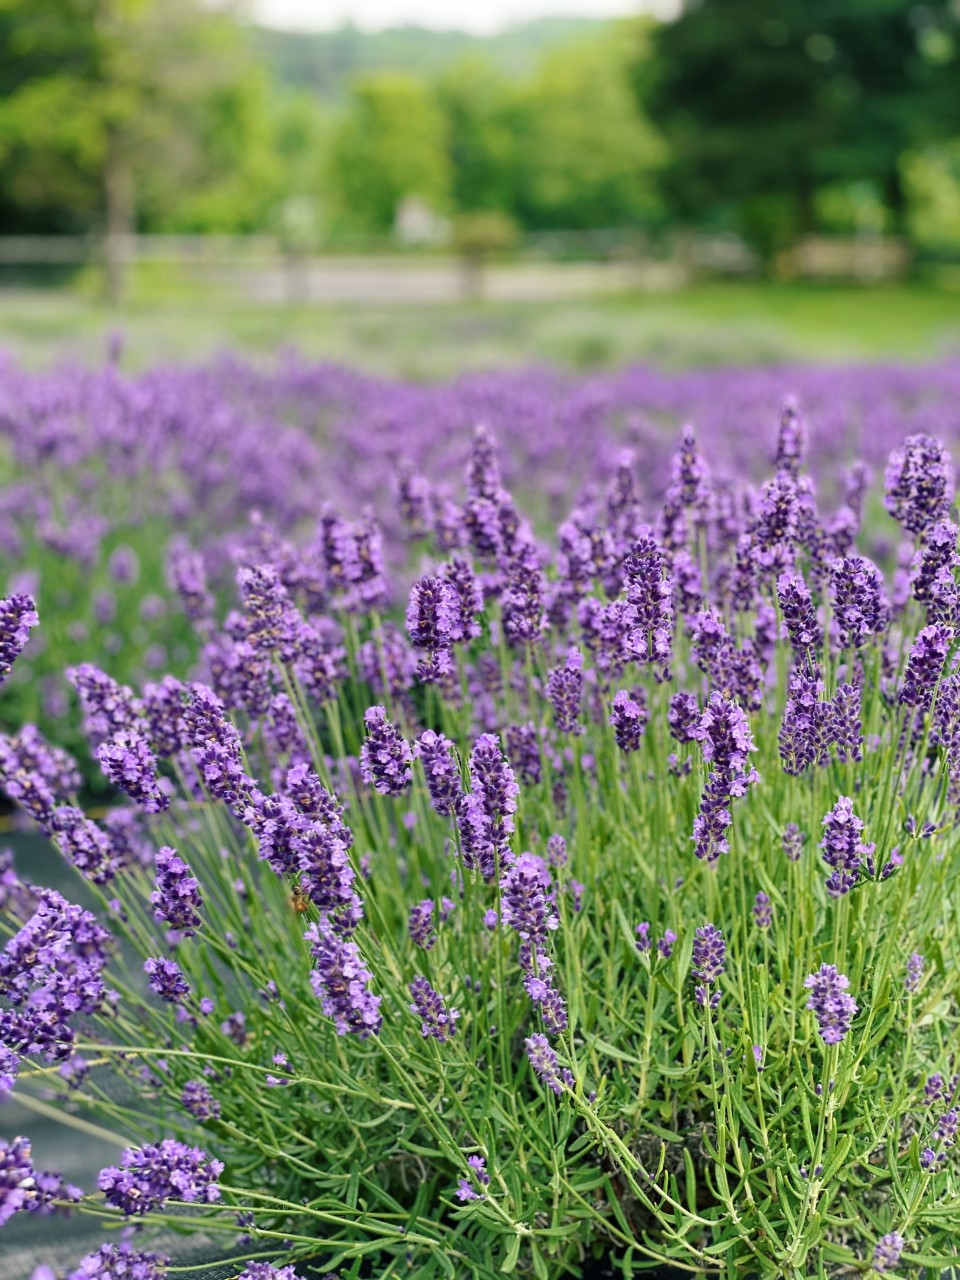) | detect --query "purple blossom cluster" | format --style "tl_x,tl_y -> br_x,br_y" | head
0,593 -> 39,683
804,964 -> 858,1044
98,1139 -> 223,1215
4,365 -> 960,1277
360,705 -> 416,796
